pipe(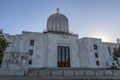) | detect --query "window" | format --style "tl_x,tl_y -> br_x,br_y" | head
112,62 -> 115,66
95,53 -> 98,58
93,44 -> 97,50
106,62 -> 108,66
108,47 -> 111,56
96,61 -> 100,66
29,59 -> 32,65
30,39 -> 34,46
29,50 -> 33,55
57,46 -> 70,68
